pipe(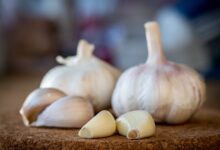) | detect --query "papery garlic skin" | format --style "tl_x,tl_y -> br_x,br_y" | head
116,110 -> 155,139
40,40 -> 121,112
112,22 -> 206,124
19,88 -> 66,126
32,96 -> 94,128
